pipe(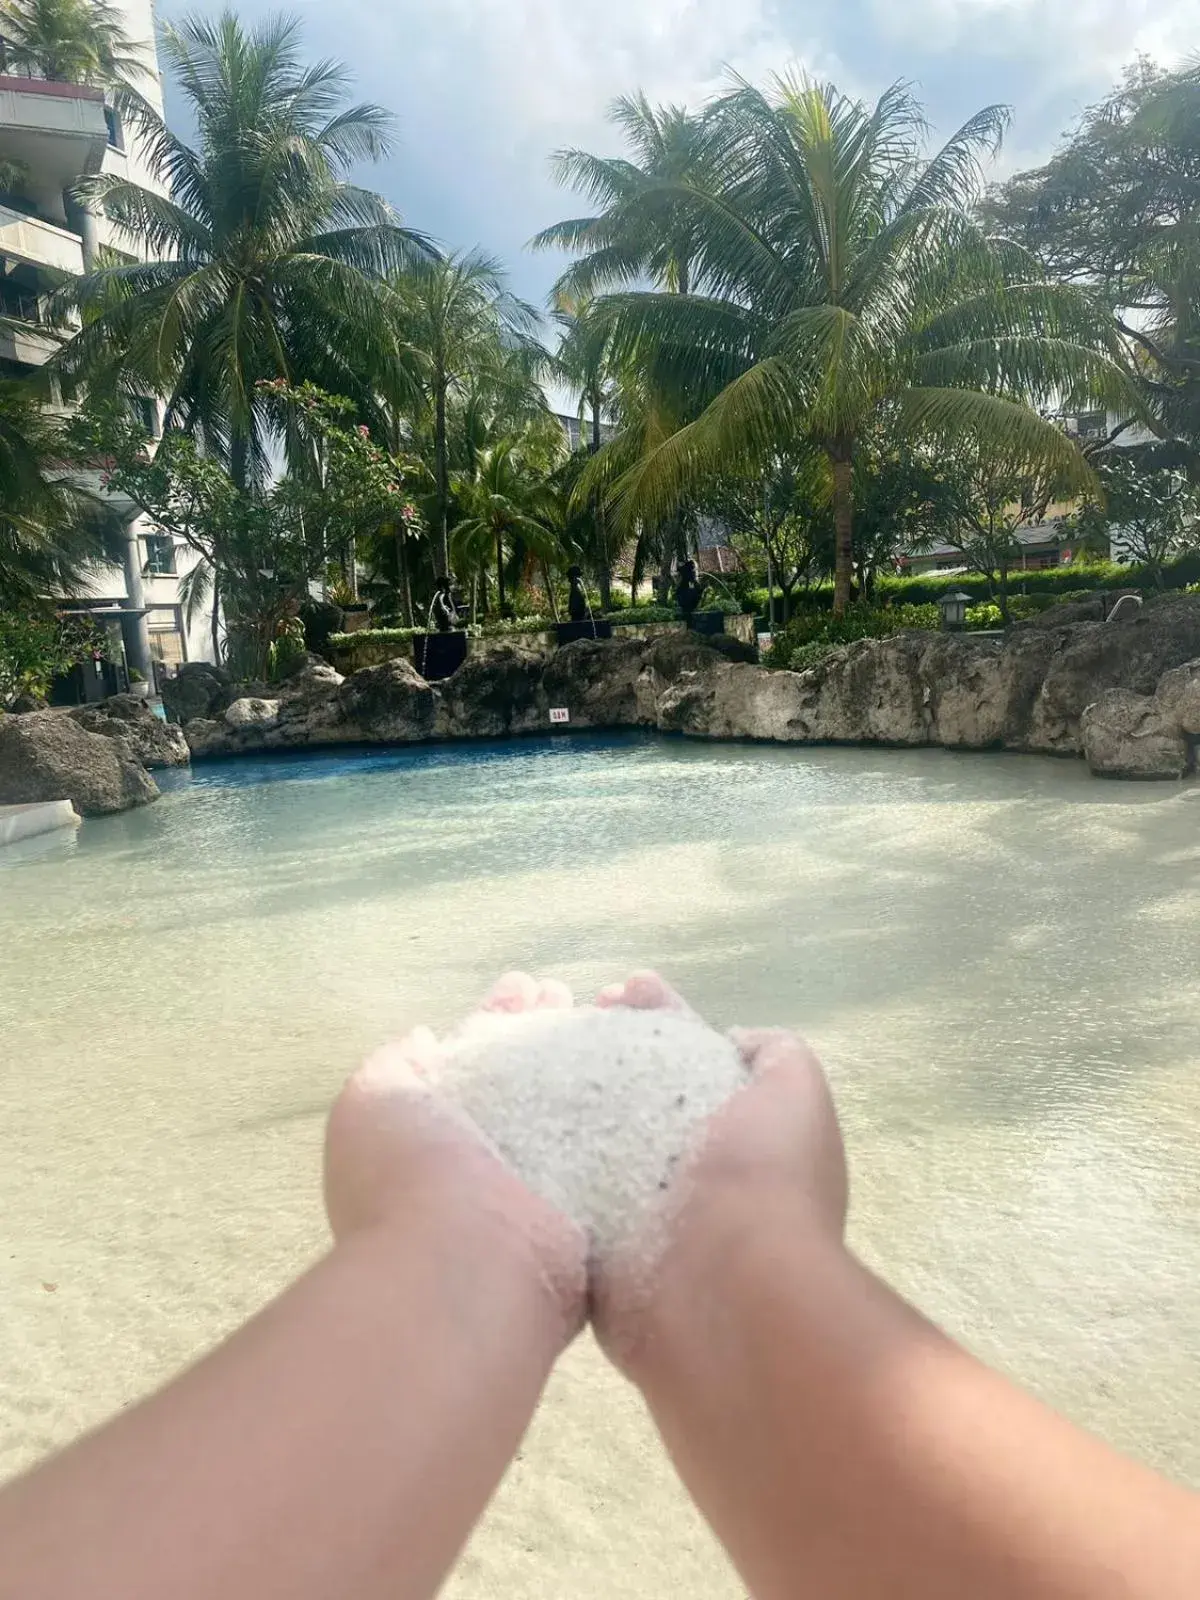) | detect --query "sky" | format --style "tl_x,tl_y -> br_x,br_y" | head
158,0 -> 1195,310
